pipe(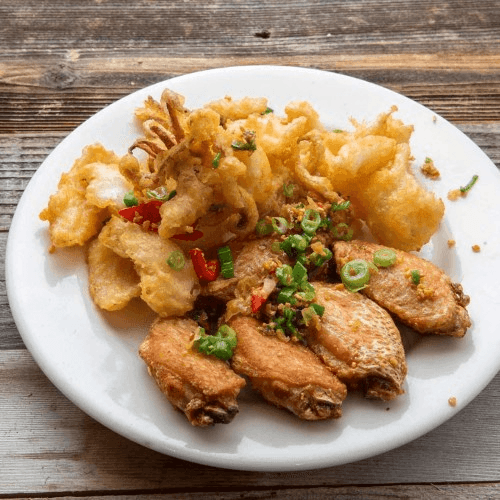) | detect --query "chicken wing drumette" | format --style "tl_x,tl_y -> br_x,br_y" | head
228,315 -> 347,420
306,282 -> 407,400
139,317 -> 245,427
333,240 -> 471,337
